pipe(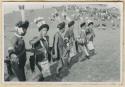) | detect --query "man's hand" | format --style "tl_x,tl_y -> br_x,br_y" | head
10,54 -> 19,64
